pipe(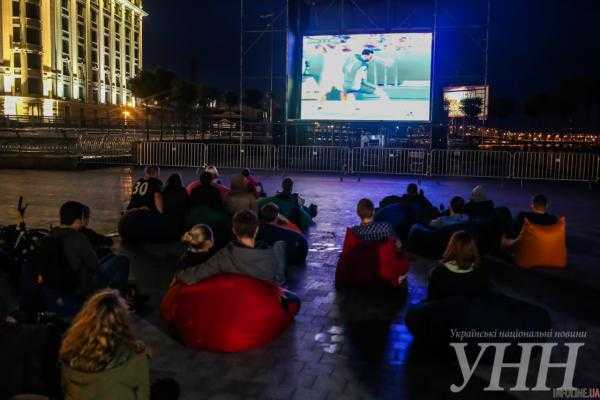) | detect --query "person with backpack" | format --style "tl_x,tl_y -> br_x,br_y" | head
36,202 -> 130,316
